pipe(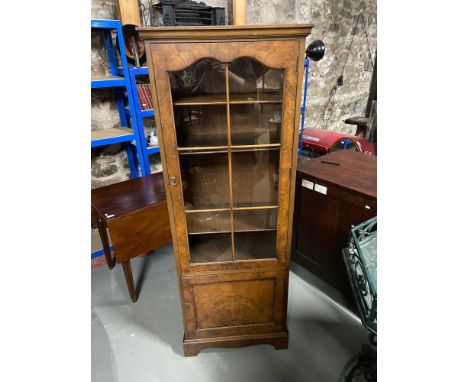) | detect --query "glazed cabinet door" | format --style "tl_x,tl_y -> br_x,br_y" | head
148,40 -> 301,272
181,270 -> 288,340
